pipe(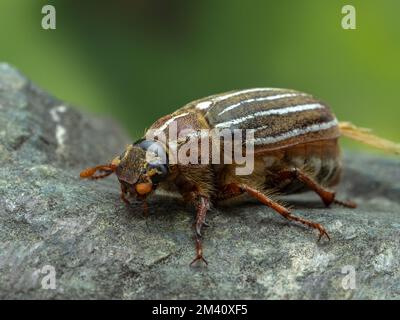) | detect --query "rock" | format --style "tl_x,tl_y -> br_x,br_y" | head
0,63 -> 399,299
